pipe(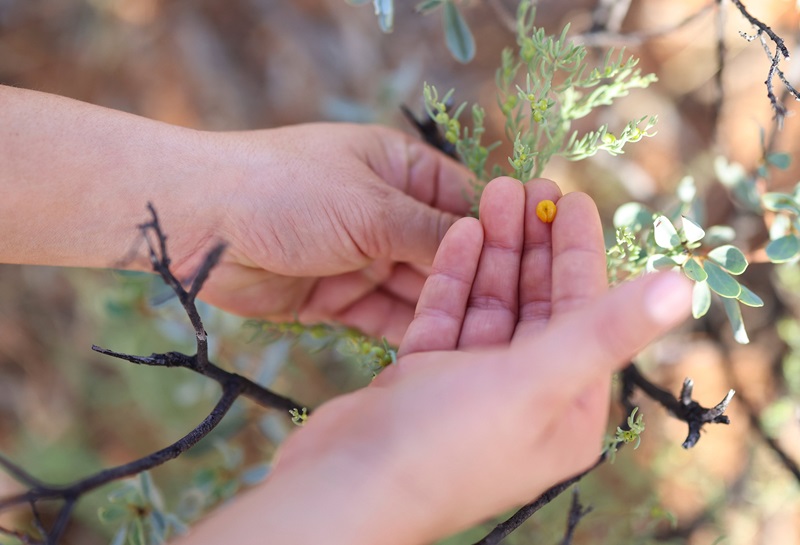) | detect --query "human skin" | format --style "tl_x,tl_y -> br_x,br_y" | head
174,178 -> 693,545
0,84 -> 472,343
